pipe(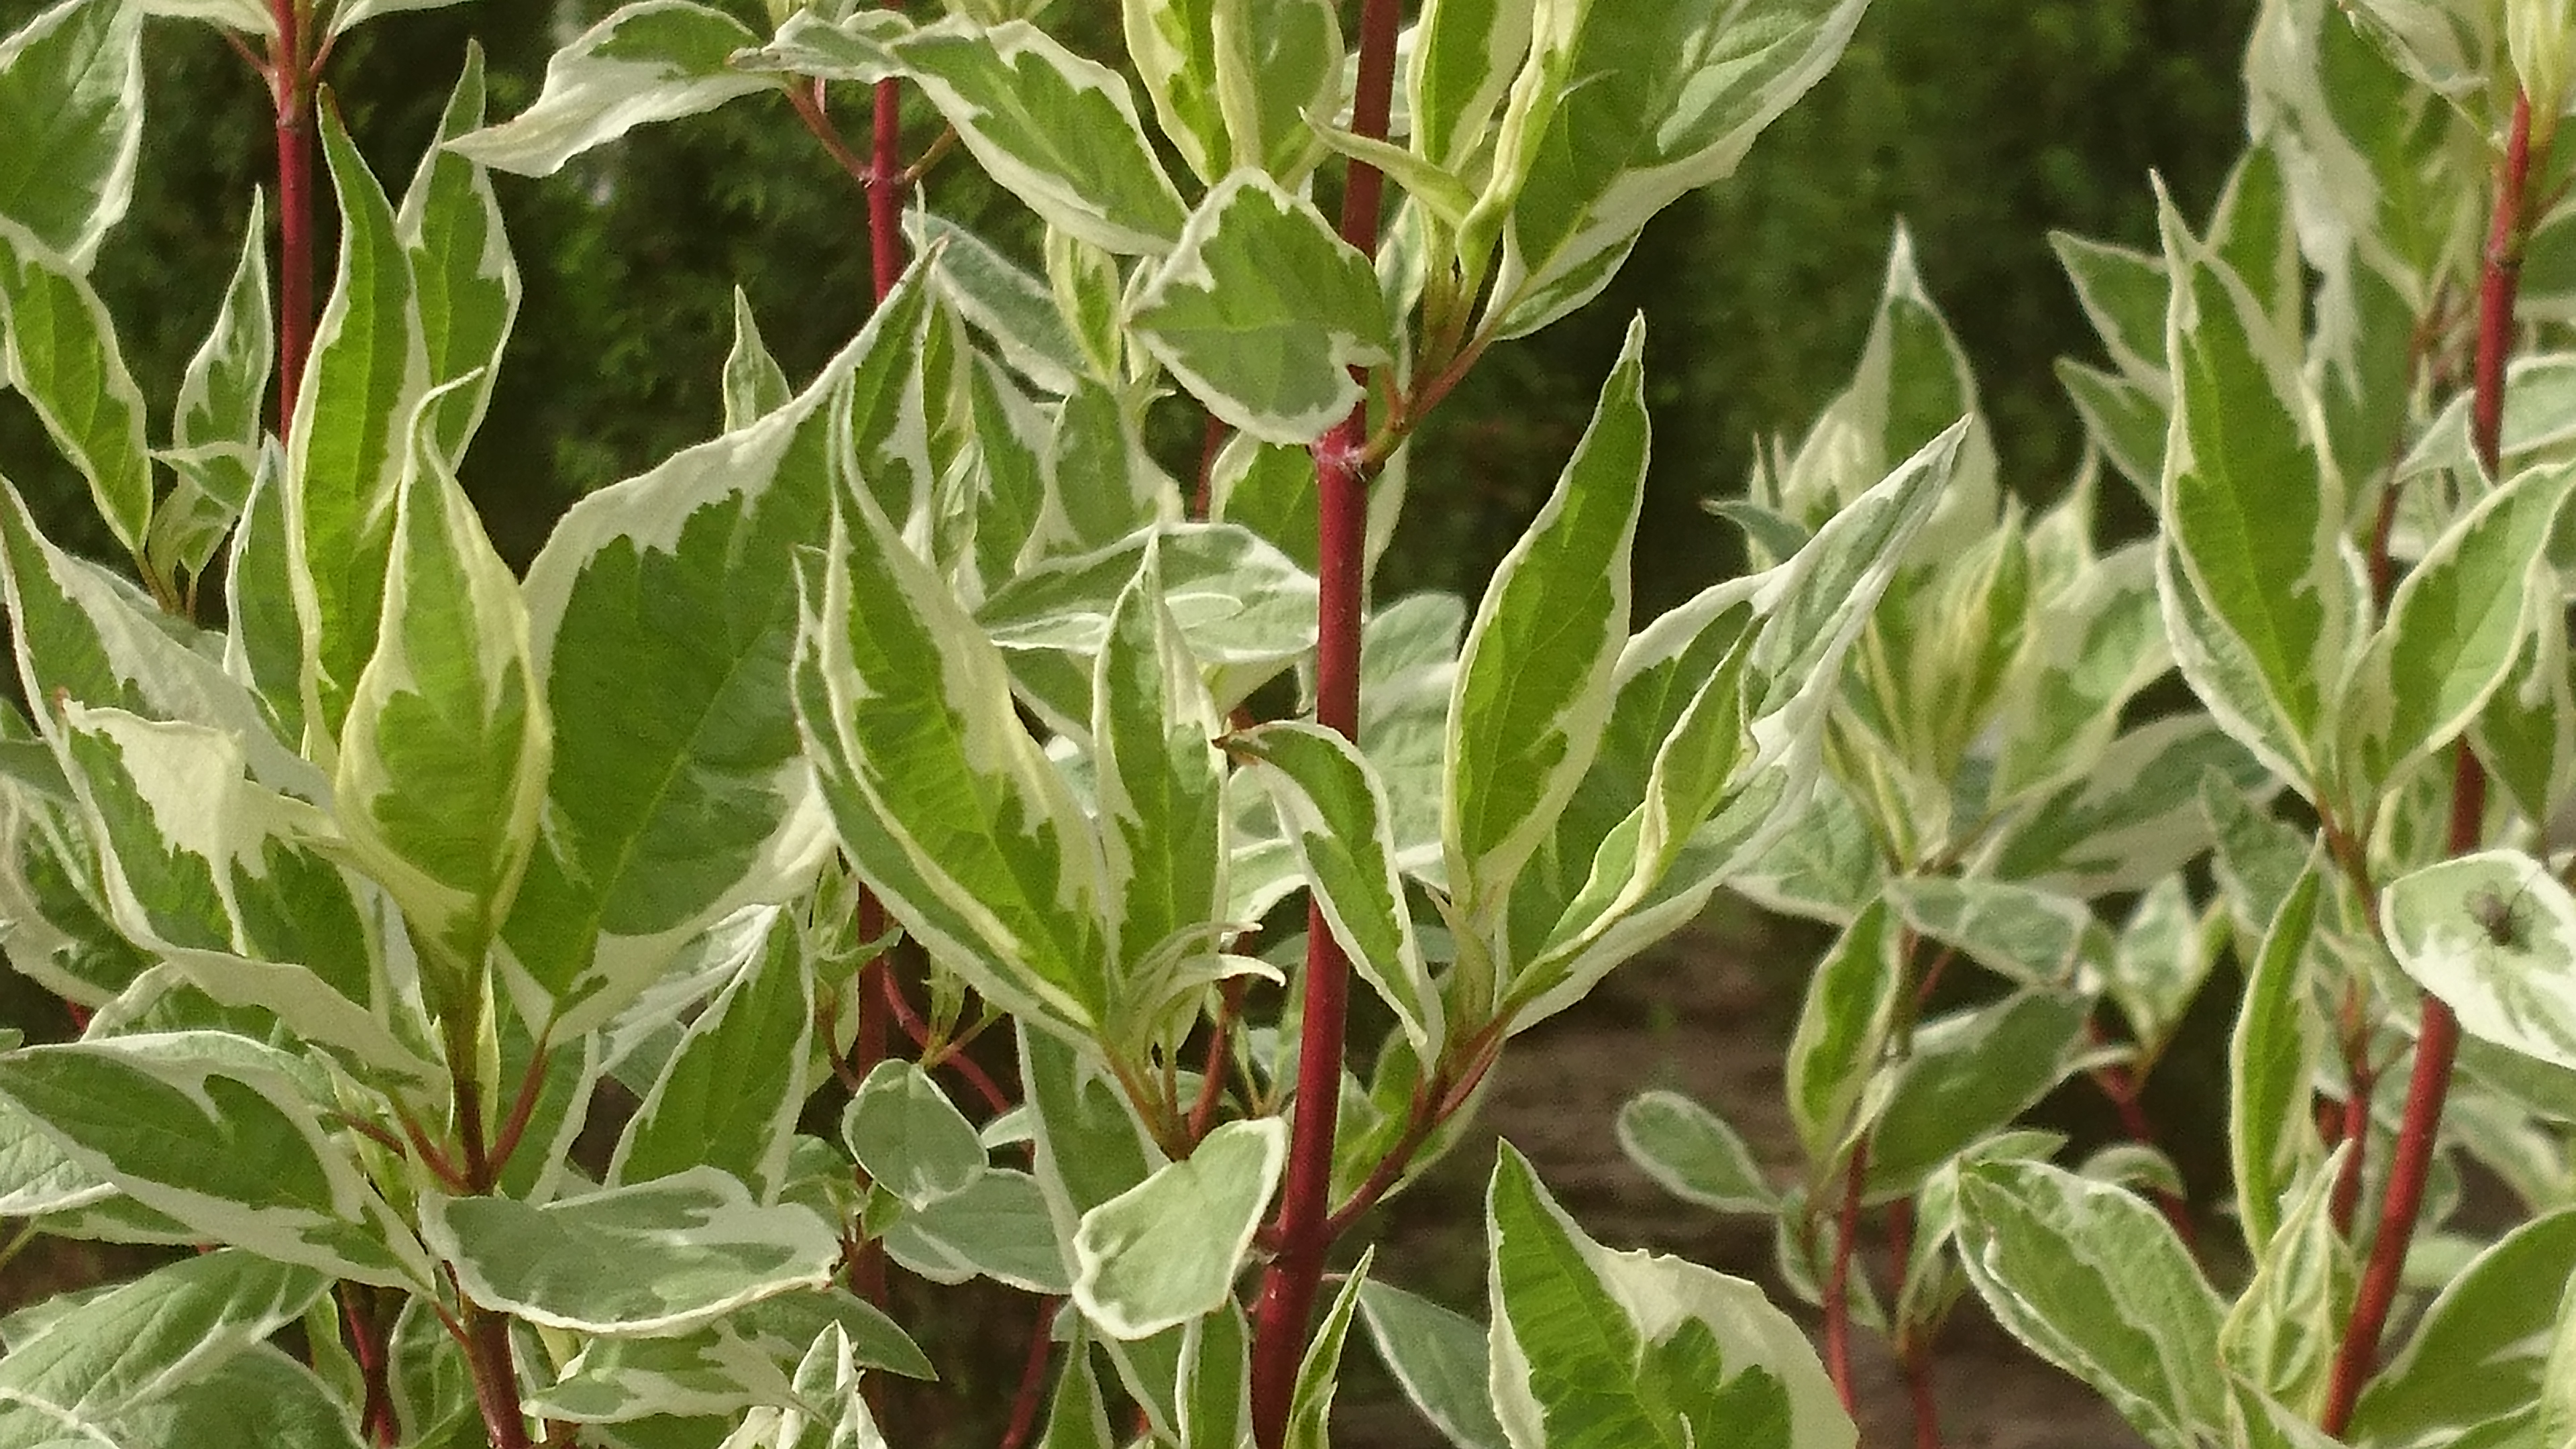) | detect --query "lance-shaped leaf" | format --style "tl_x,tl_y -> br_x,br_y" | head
1122,0 -> 1226,182
421,1166 -> 841,1336
1089,542 -> 1229,1038
2155,184 -> 2351,793
1178,1299 -> 1252,1449
0,1248 -> 324,1430
0,480 -> 311,798
2349,1205 -> 2576,1446
895,18 -> 1190,256
1866,990 -> 2092,1199
796,501 -> 1110,1037
56,704 -> 437,1083
399,44 -> 519,463
1130,170 -> 1393,445
1408,0 -> 1534,172
1784,900 -> 1900,1168
2053,231 -> 2171,390
288,107 -> 432,748
720,287 -> 792,429
150,191 -> 274,589
2343,460 -> 2576,794
1232,721 -> 1440,1056
2060,360 -> 2169,500
1071,1117 -> 1285,1340
2382,850 -> 2576,1073
334,380 -> 549,997
1882,877 -> 2112,990
1486,1142 -> 1852,1449
1482,0 -> 1870,339
1210,0 -> 1339,183
610,907 -> 812,1201
224,454 -> 307,747
443,1 -> 774,177
504,311 -> 872,1040
0,219 -> 150,557
1953,1159 -> 2224,1449
1445,317 -> 1648,929
1356,1280 -> 1511,1449
979,522 -> 1318,722
2231,855 -> 2324,1252
0,1031 -> 436,1288
1616,1089 -> 1774,1214
913,212 -> 1089,394
2219,1159 -> 2352,1417
1285,1247 -> 1370,1449
527,1288 -> 931,1423
0,0 -> 140,268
